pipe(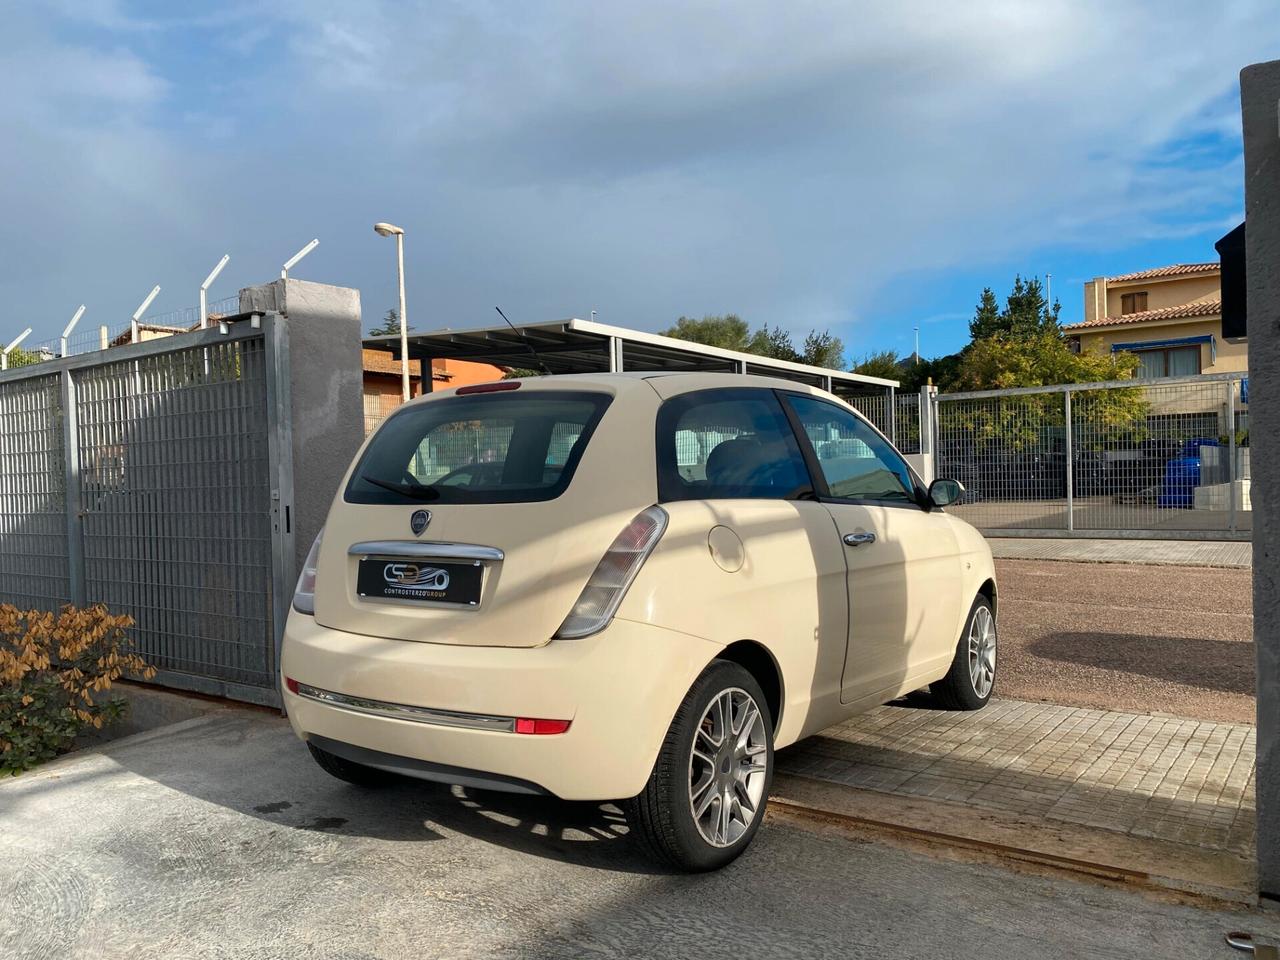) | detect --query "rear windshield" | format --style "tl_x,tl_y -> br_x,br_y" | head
345,390 -> 612,505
